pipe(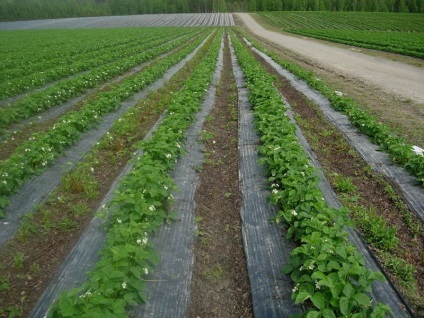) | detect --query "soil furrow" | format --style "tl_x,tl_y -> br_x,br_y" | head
187,34 -> 253,318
